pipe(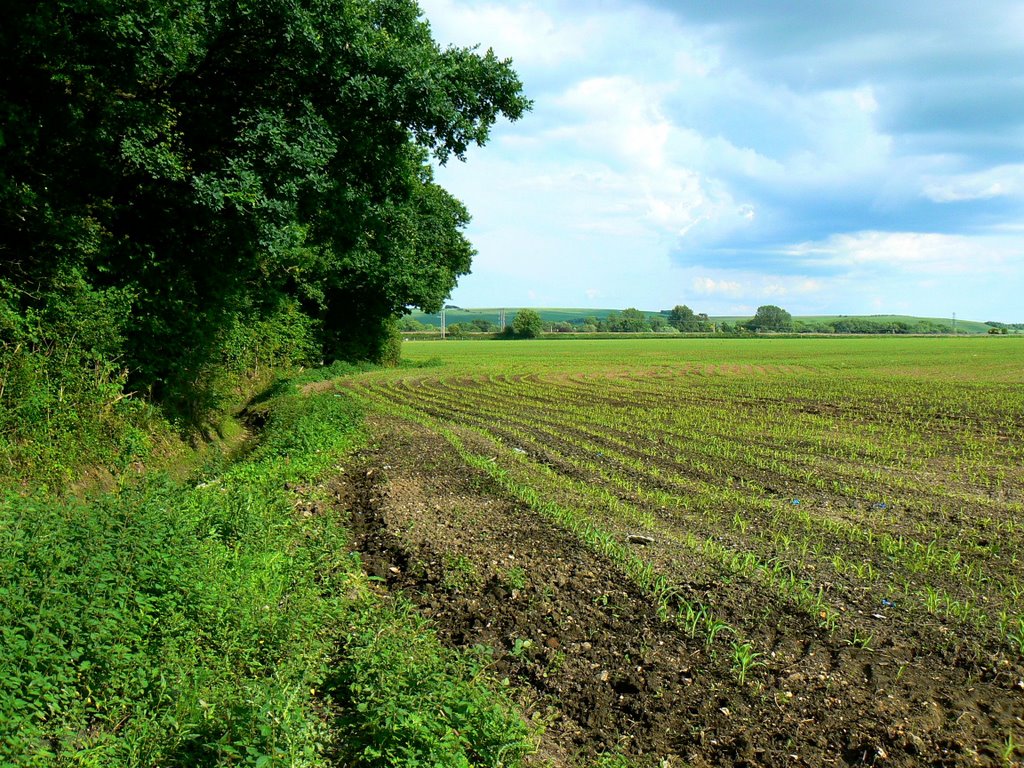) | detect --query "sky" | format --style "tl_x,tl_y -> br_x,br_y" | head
417,0 -> 1024,320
